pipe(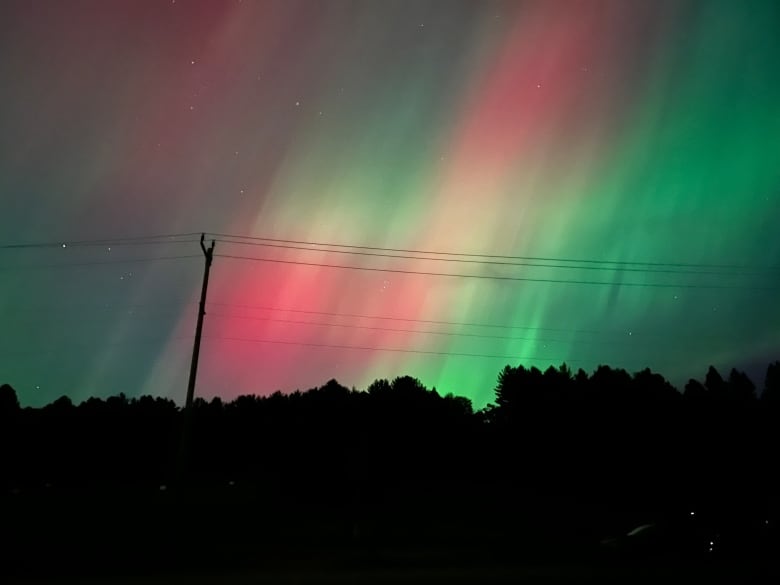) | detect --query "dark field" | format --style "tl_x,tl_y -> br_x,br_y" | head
3,481 -> 779,584
3,372 -> 780,583
8,562 -> 780,585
